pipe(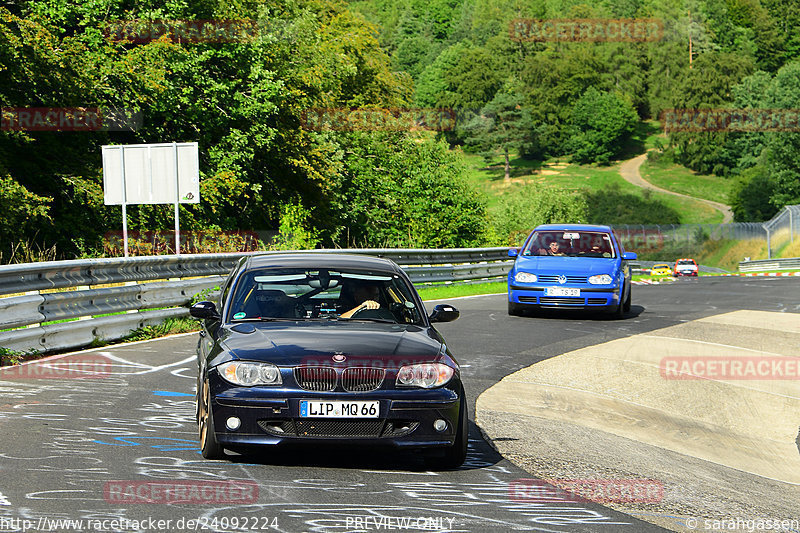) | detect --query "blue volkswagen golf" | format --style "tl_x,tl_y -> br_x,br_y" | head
507,224 -> 637,318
